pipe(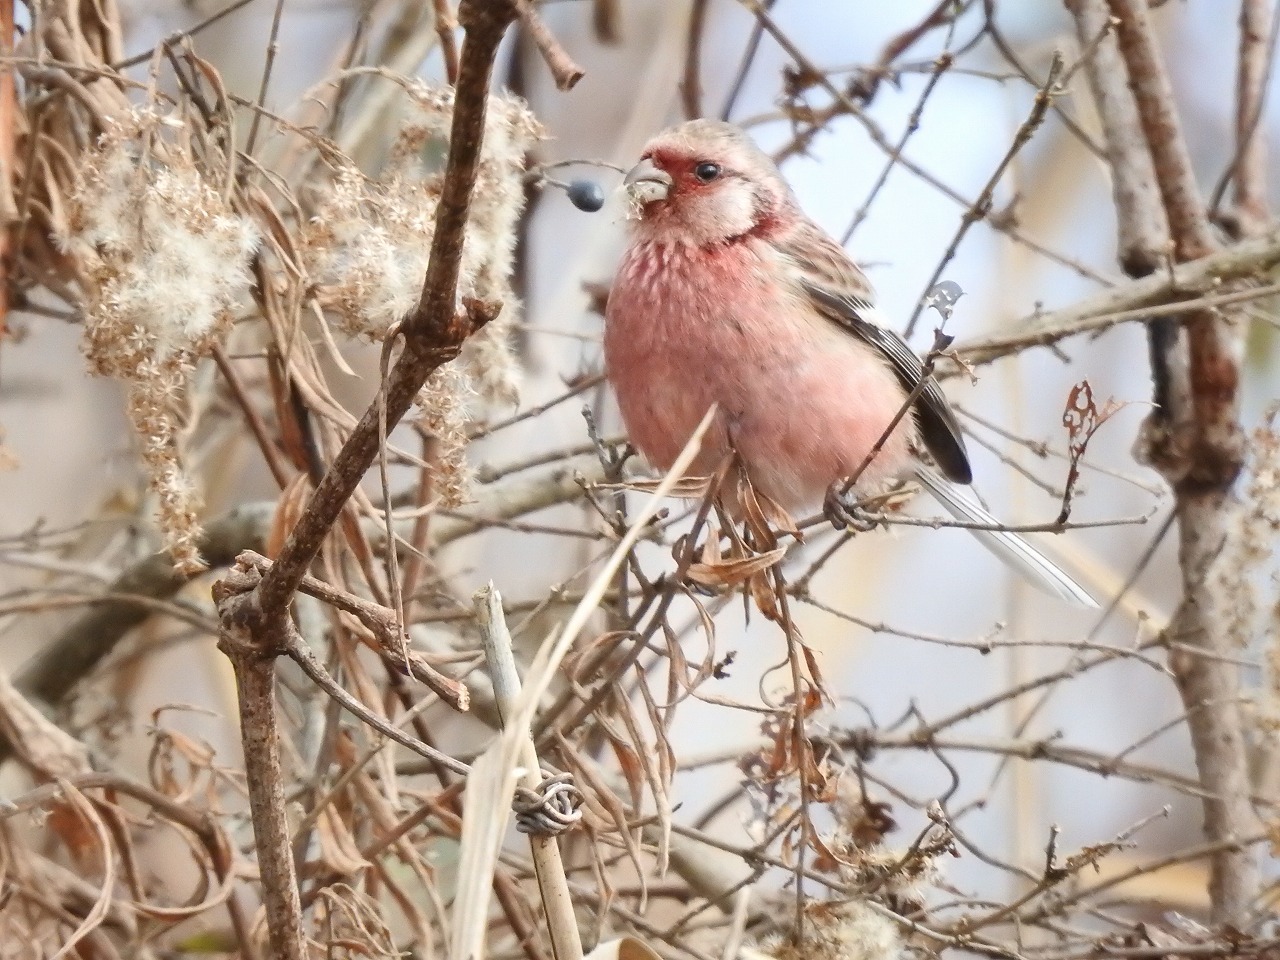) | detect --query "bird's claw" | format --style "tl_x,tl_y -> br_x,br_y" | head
823,484 -> 878,532
684,578 -> 720,597
659,571 -> 720,597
